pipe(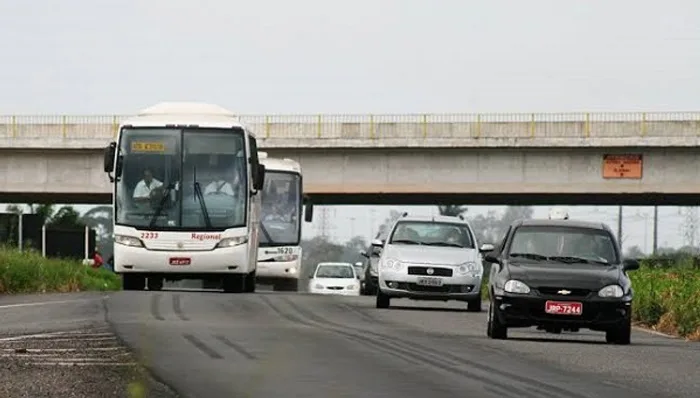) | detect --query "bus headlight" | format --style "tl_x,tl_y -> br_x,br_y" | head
216,236 -> 248,248
114,235 -> 144,248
